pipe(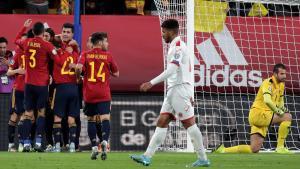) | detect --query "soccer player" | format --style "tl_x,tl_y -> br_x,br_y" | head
213,63 -> 293,154
15,19 -> 60,152
51,28 -> 80,153
6,35 -> 26,152
75,32 -> 119,160
59,23 -> 81,151
85,35 -> 105,152
130,19 -> 210,167
43,27 -> 56,151
56,23 -> 80,53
